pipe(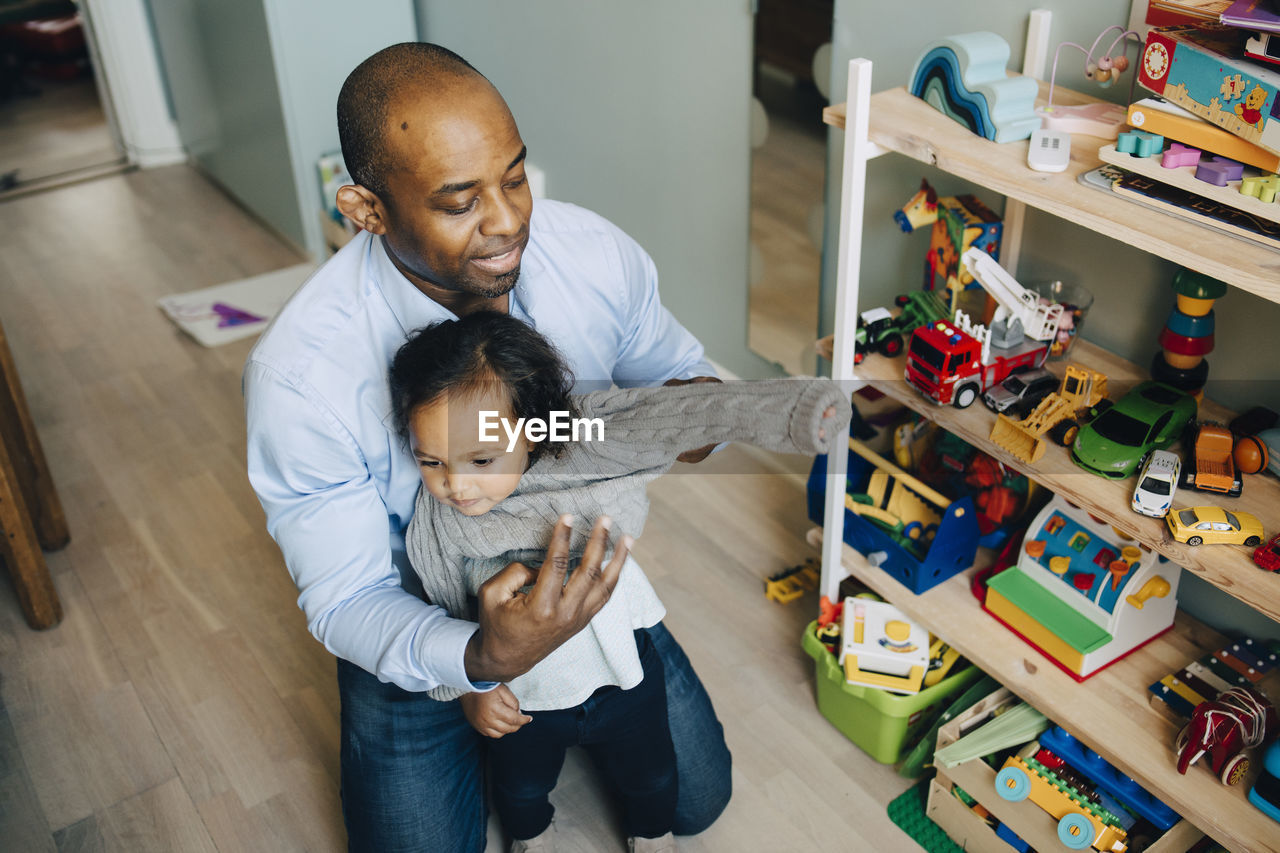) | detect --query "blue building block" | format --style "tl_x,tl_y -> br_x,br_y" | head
908,32 -> 1040,143
1116,130 -> 1165,158
1039,726 -> 1180,831
995,821 -> 1030,852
